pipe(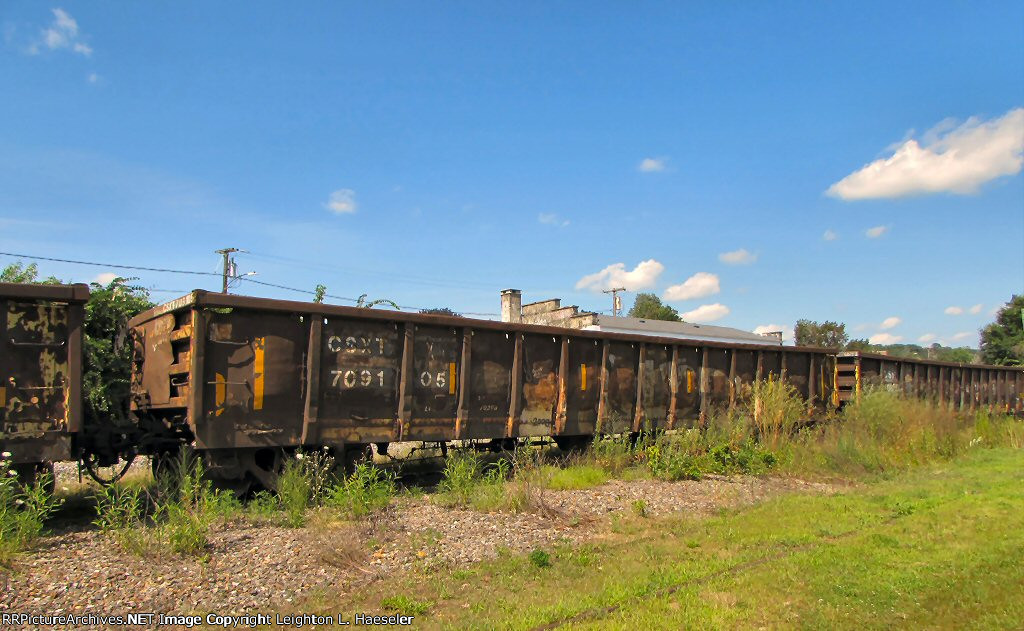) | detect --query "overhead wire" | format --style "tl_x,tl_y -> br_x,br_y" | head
0,251 -> 223,277
243,250 -> 500,291
1,250 -> 500,316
